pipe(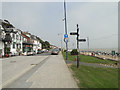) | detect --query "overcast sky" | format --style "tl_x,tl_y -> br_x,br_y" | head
2,2 -> 118,49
